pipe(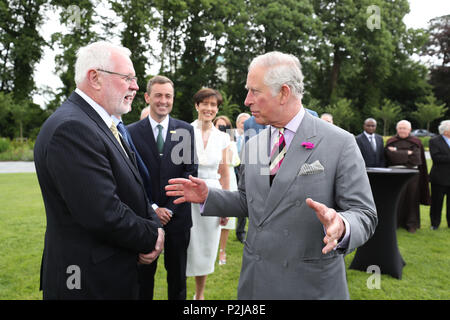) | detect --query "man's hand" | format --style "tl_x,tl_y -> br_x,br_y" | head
155,207 -> 172,226
306,198 -> 346,254
165,175 -> 209,205
138,228 -> 165,264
